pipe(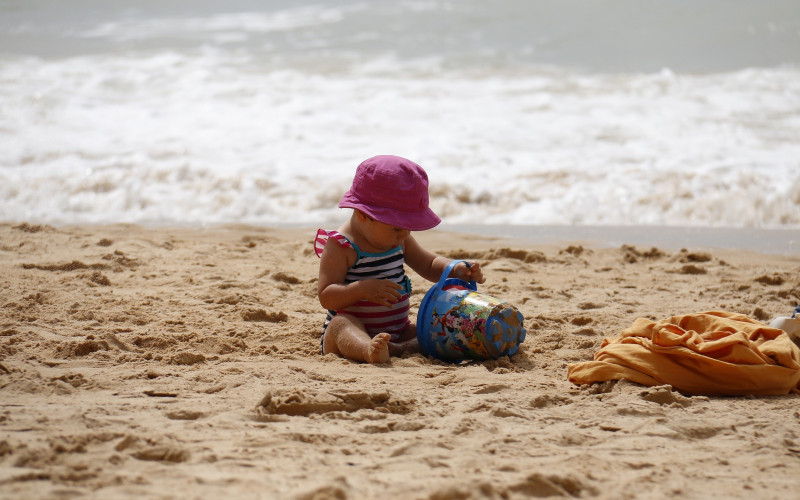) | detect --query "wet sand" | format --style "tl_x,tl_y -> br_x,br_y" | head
1,222 -> 798,499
